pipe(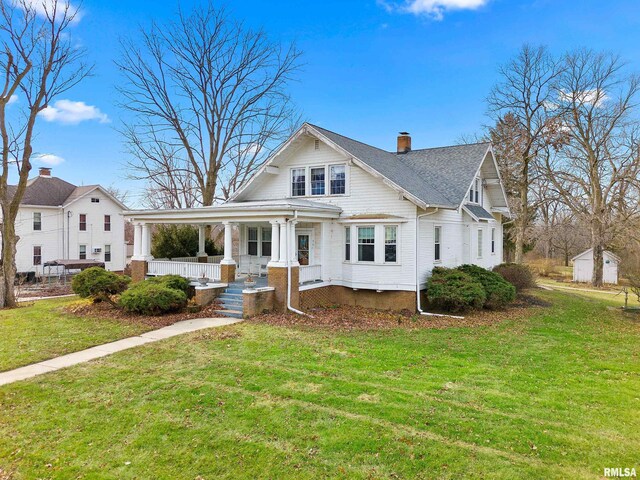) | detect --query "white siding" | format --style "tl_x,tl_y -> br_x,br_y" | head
237,135 -> 506,292
11,189 -> 126,274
